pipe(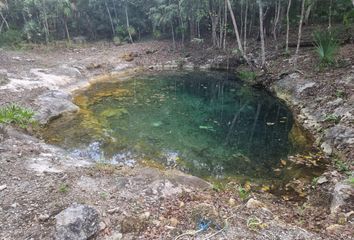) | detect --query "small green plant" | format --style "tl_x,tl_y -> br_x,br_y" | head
59,184 -> 69,193
247,217 -> 263,230
311,177 -> 319,187
238,71 -> 257,81
335,159 -> 349,173
347,177 -> 354,185
238,186 -> 250,200
0,104 -> 36,128
324,114 -> 341,124
100,192 -> 108,199
335,90 -> 346,99
212,182 -> 226,192
313,30 -> 339,66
